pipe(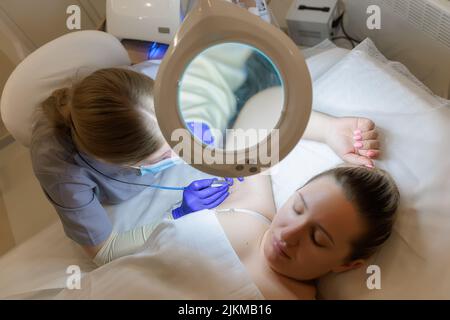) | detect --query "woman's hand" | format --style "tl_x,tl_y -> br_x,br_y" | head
325,117 -> 380,167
